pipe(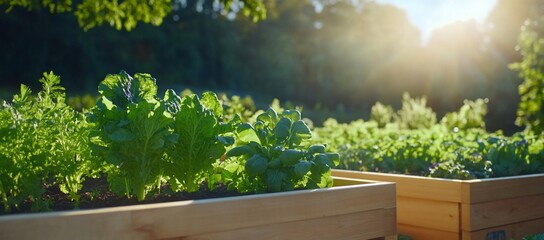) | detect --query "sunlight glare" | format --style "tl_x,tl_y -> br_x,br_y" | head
376,0 -> 497,44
